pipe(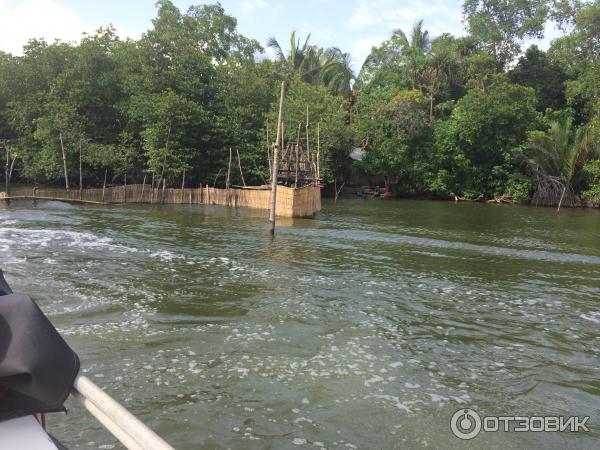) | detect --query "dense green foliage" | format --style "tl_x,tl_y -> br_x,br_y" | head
1,0 -> 600,206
